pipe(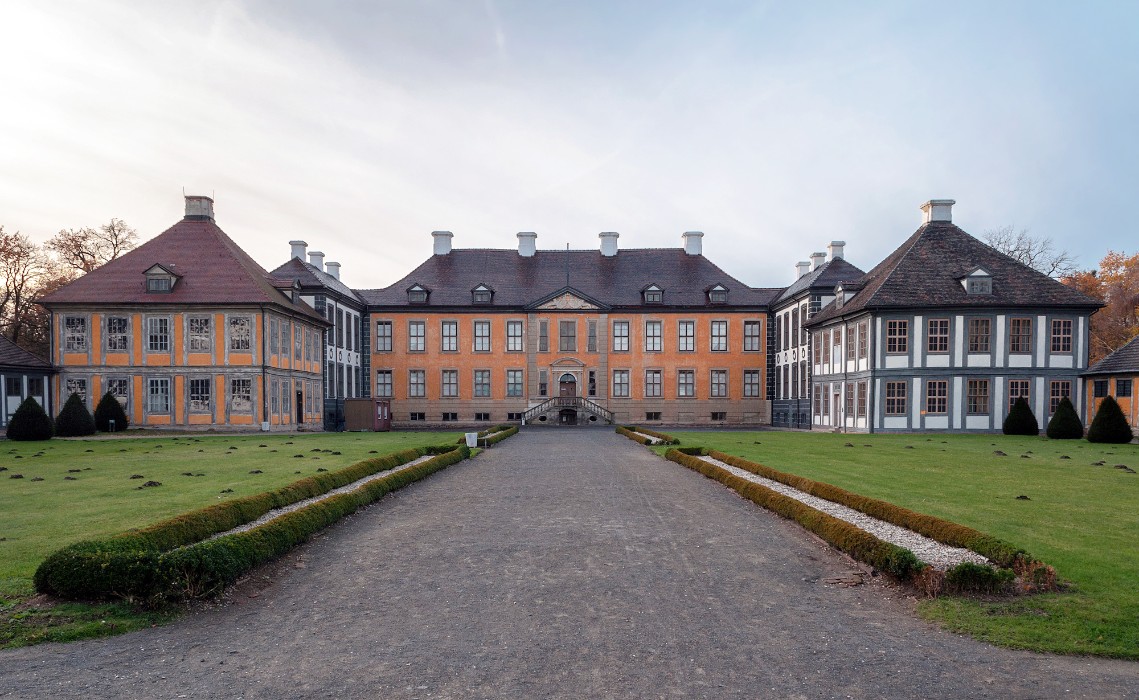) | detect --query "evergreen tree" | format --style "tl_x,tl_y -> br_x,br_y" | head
55,392 -> 96,437
1087,395 -> 1134,443
6,396 -> 53,441
1046,396 -> 1084,439
93,391 -> 129,432
1002,397 -> 1040,435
